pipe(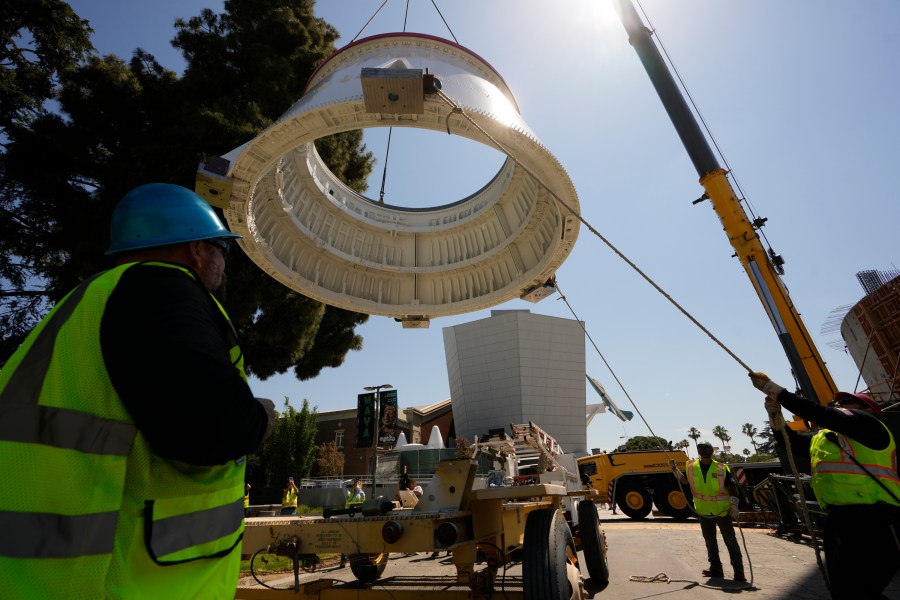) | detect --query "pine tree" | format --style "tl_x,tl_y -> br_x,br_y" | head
0,0 -> 374,378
